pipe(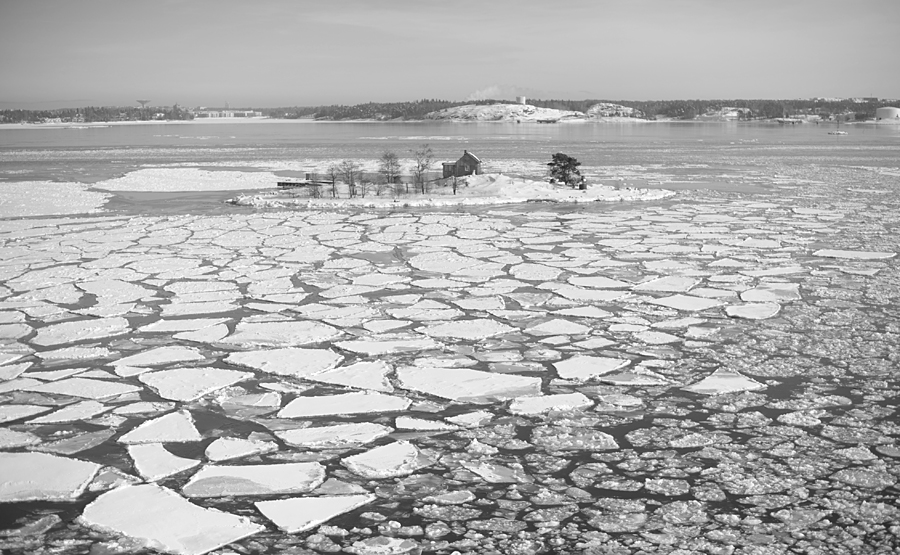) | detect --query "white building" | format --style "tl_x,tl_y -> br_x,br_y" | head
874,107 -> 900,122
